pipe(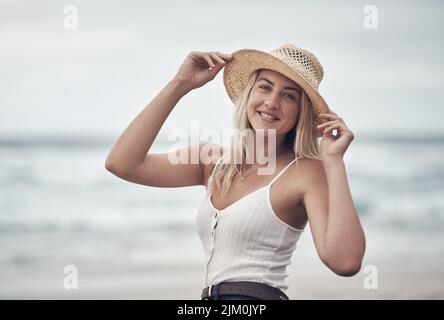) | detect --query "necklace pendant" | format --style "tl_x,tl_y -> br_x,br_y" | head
240,176 -> 245,181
